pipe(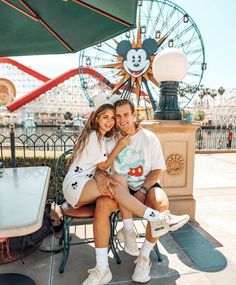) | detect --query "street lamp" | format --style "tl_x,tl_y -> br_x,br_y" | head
152,47 -> 188,120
